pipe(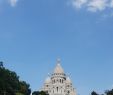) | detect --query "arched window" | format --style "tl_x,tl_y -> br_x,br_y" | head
62,79 -> 63,83
68,91 -> 70,94
57,87 -> 58,92
60,79 -> 61,83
